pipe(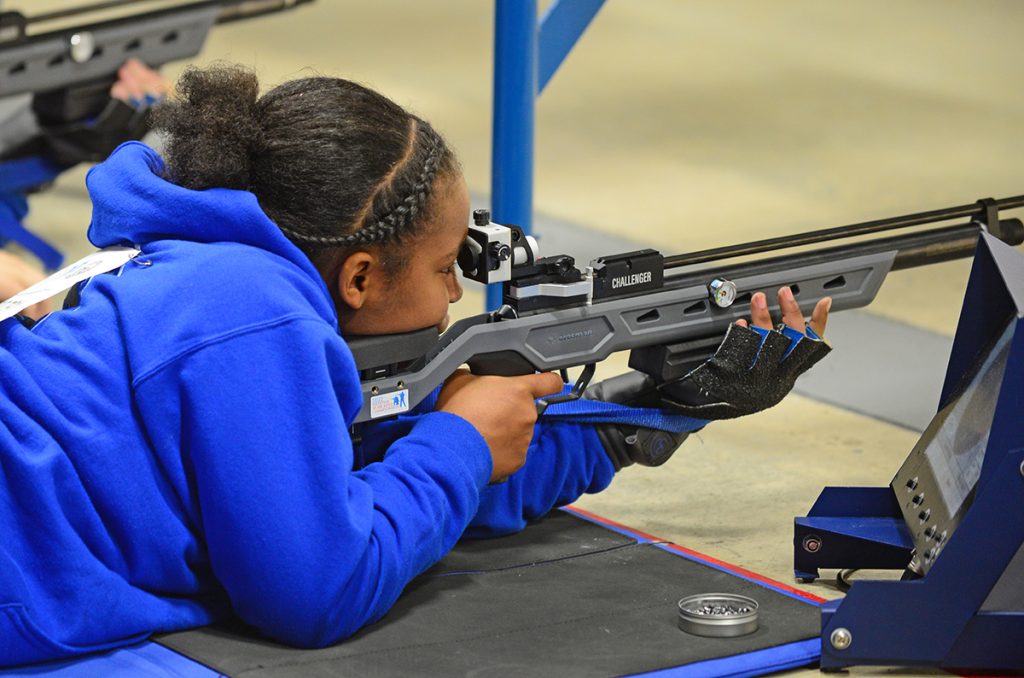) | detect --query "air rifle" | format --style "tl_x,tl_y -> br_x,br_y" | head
347,196 -> 1024,424
0,0 -> 312,124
